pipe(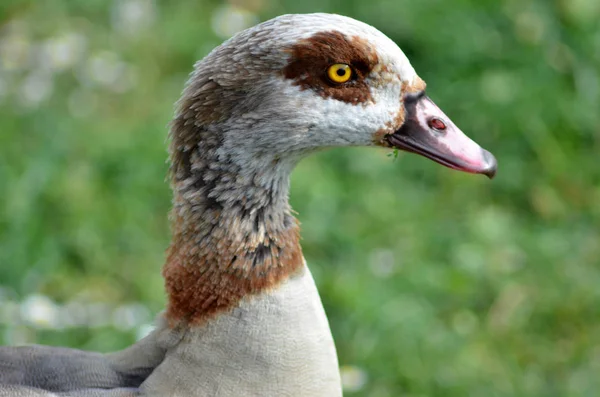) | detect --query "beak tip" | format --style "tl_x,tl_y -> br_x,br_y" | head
484,169 -> 497,179
481,150 -> 498,179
